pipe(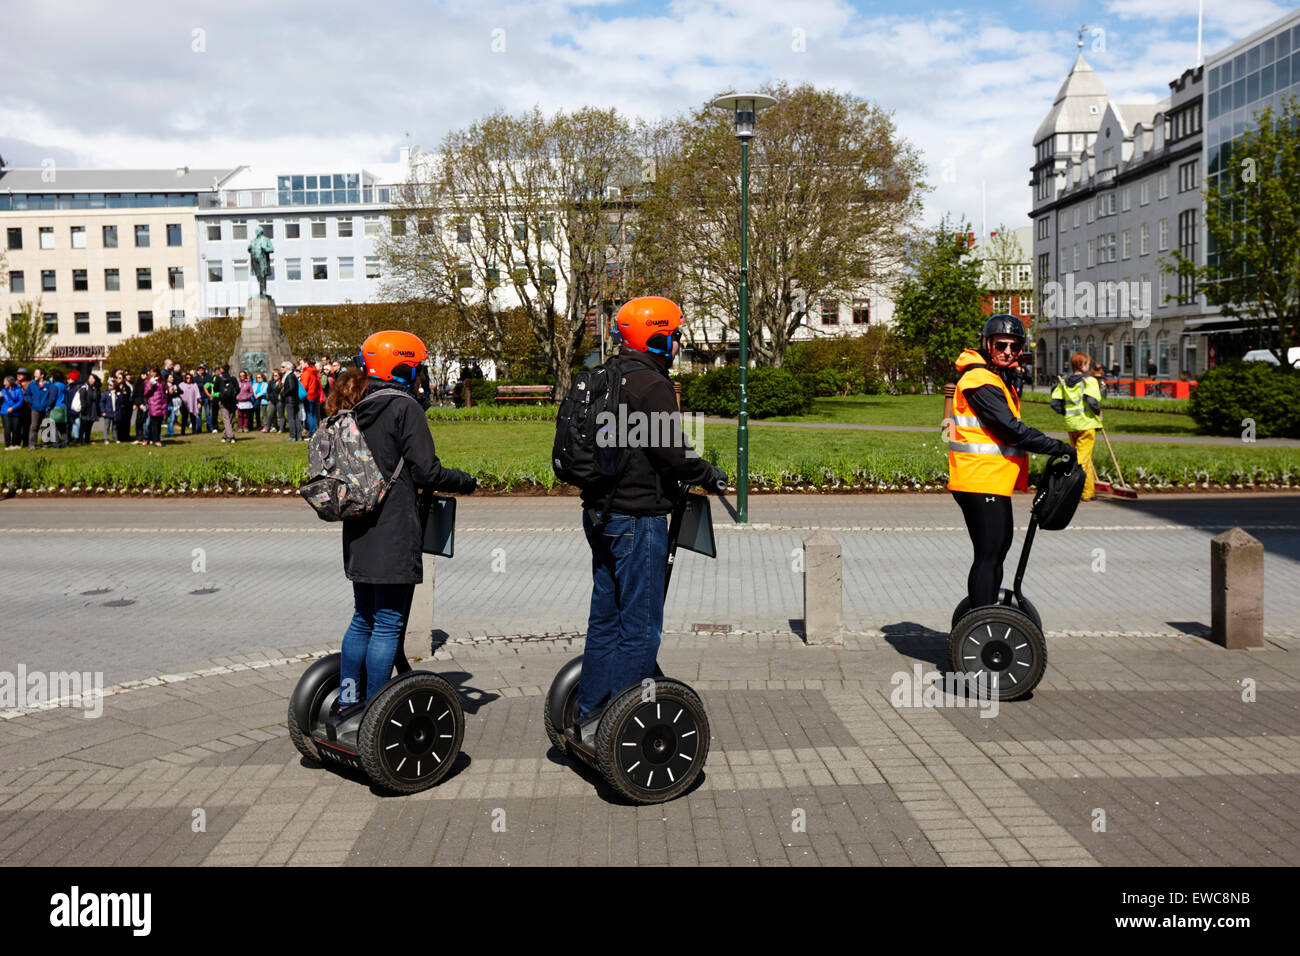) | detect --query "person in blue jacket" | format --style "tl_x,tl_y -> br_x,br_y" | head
48,371 -> 69,447
24,367 -> 52,449
2,375 -> 26,449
